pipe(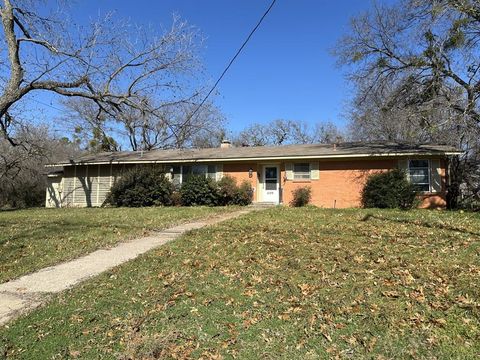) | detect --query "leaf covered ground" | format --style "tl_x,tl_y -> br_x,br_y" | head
1,207 -> 479,359
0,206 -> 232,283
